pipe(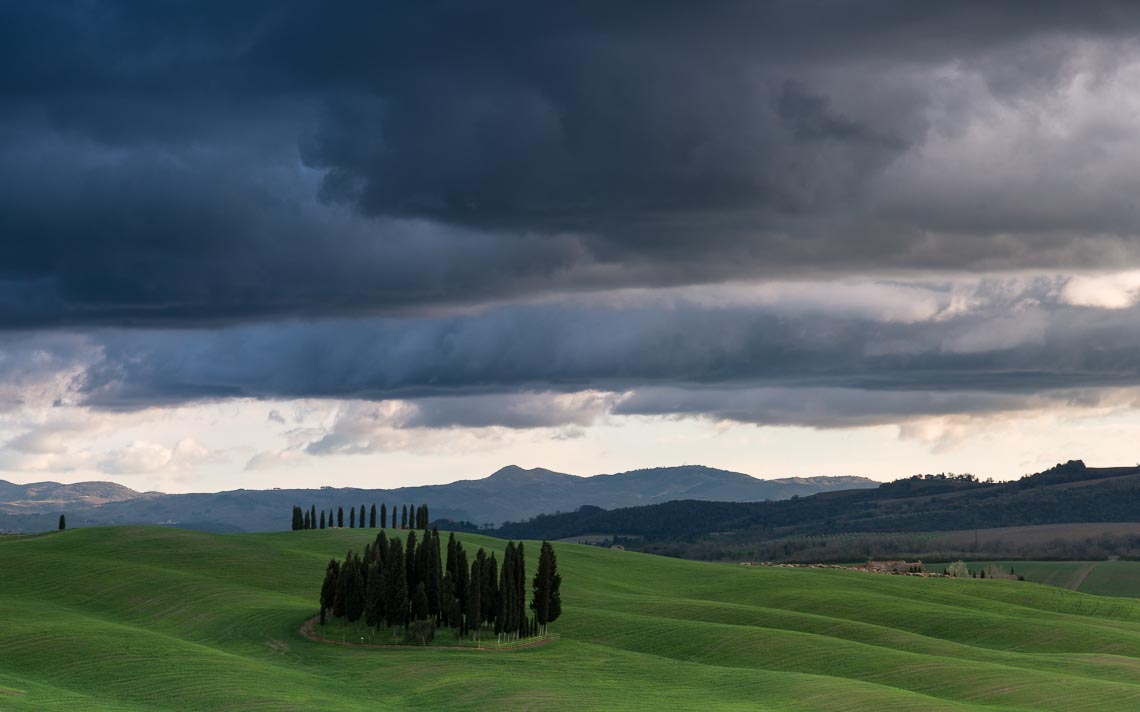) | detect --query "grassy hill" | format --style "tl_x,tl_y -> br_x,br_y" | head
3,527 -> 1140,710
932,559 -> 1140,598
